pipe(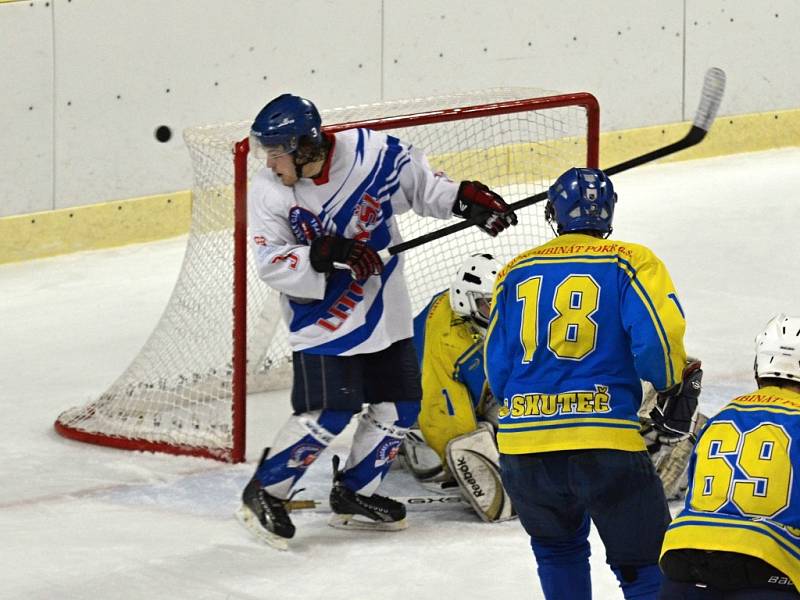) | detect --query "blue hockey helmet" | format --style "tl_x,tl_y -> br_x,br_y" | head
545,168 -> 617,235
250,94 -> 322,156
